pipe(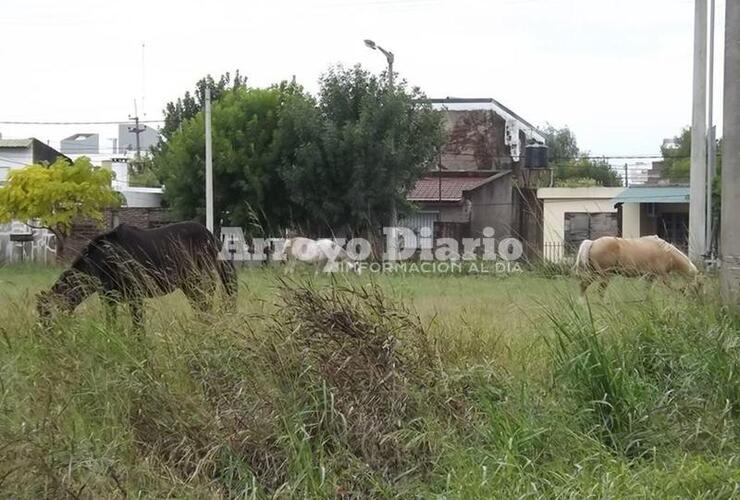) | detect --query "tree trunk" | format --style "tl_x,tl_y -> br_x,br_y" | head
49,226 -> 66,264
